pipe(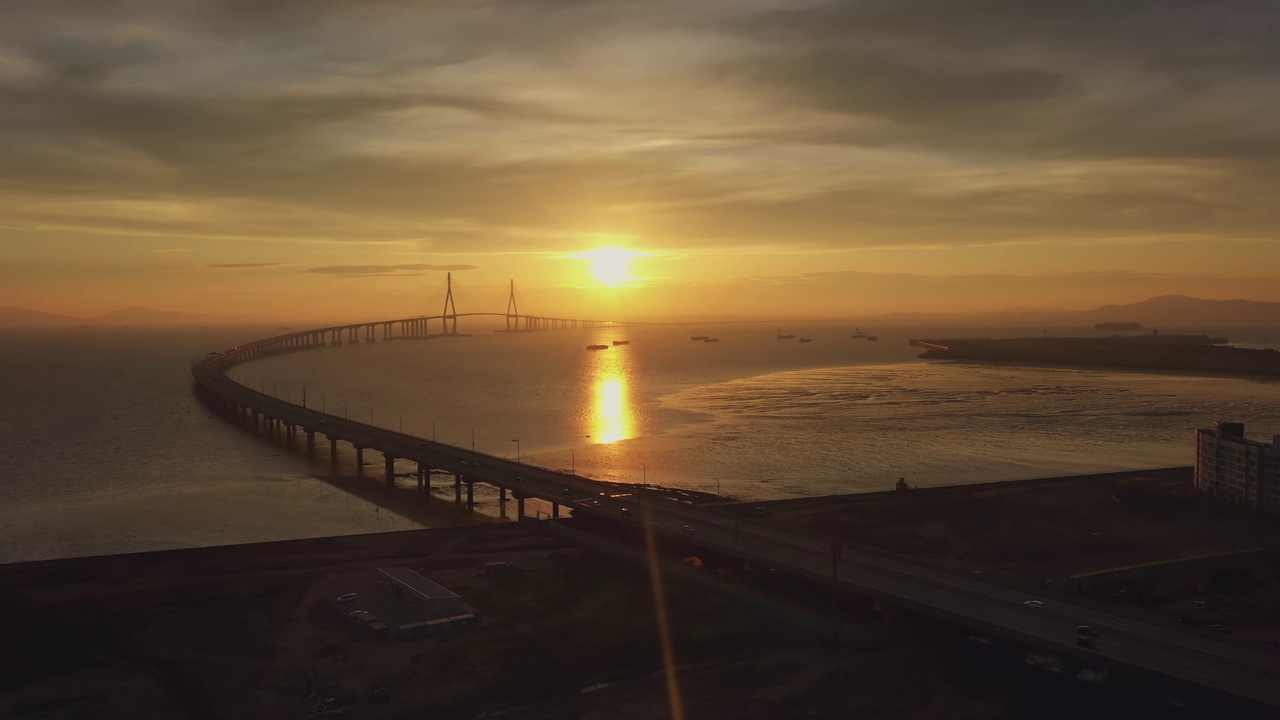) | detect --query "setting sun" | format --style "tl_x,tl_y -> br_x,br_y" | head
583,247 -> 634,286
